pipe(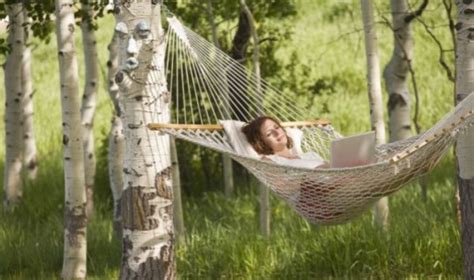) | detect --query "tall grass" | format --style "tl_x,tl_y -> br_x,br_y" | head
175,158 -> 461,279
0,1 -> 464,279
